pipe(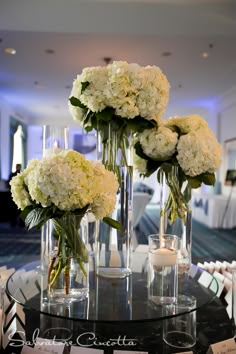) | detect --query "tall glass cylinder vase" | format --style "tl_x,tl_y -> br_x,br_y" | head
159,166 -> 192,274
41,214 -> 89,303
95,275 -> 132,321
95,123 -> 133,278
42,125 -> 69,157
41,126 -> 69,274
